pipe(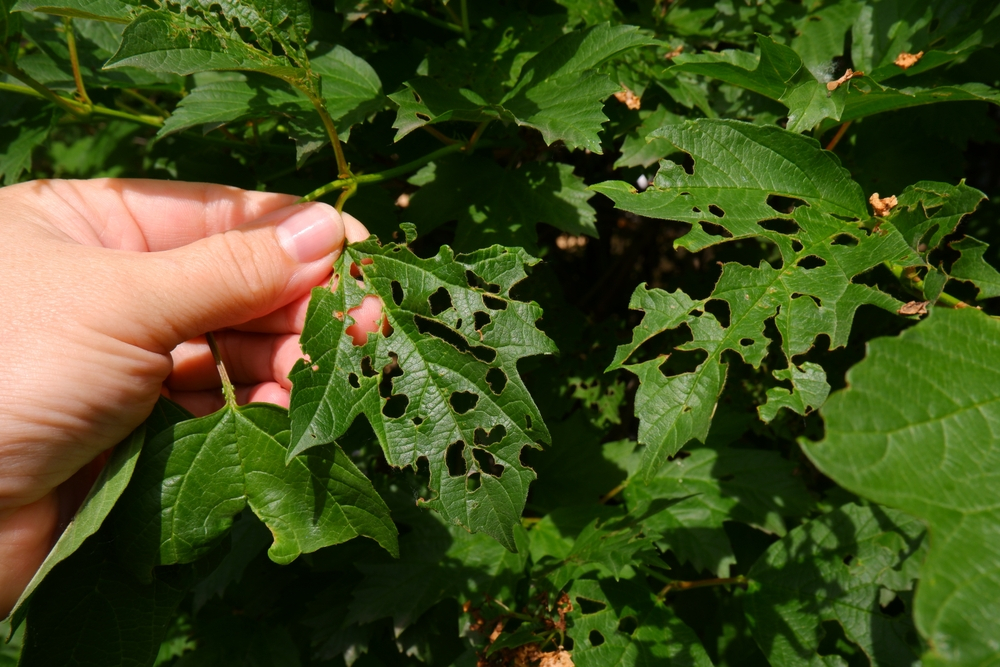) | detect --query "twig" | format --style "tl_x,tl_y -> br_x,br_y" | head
205,332 -> 237,408
824,120 -> 852,151
459,0 -> 471,40
598,483 -> 626,504
466,119 -> 490,150
63,17 -> 92,106
657,575 -> 748,599
885,262 -> 970,309
422,125 -> 459,145
402,5 -> 464,34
